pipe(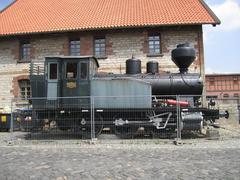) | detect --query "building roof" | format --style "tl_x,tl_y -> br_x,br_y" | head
206,73 -> 240,77
0,0 -> 220,36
